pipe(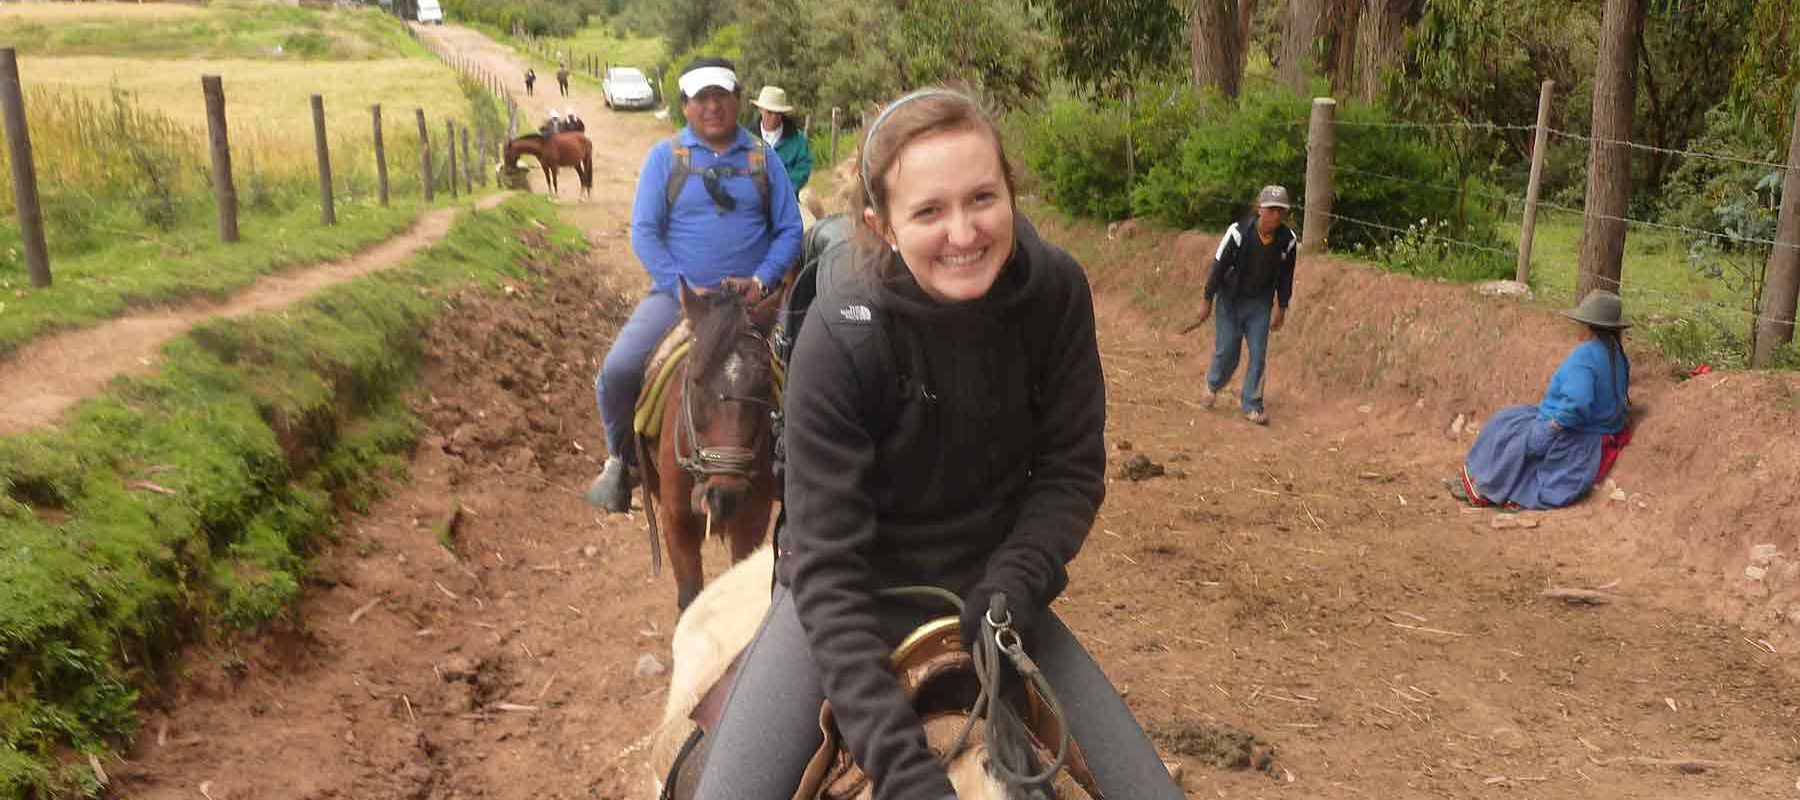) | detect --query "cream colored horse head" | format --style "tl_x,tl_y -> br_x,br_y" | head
646,546 -> 1041,800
